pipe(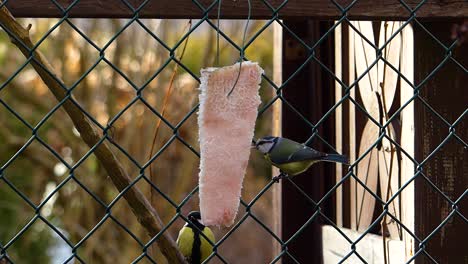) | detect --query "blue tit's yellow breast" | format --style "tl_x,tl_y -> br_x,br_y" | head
177,226 -> 195,258
177,225 -> 215,263
200,227 -> 215,262
275,160 -> 315,175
